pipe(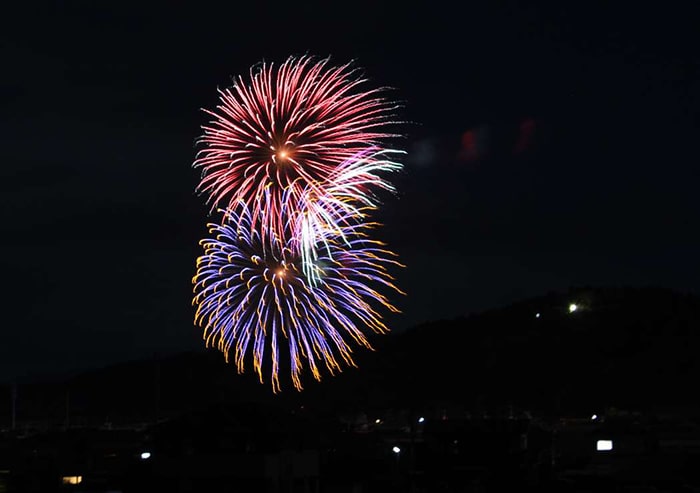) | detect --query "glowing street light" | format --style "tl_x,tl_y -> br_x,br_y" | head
140,452 -> 152,460
418,417 -> 425,423
568,303 -> 578,313
591,414 -> 598,421
392,446 -> 401,454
